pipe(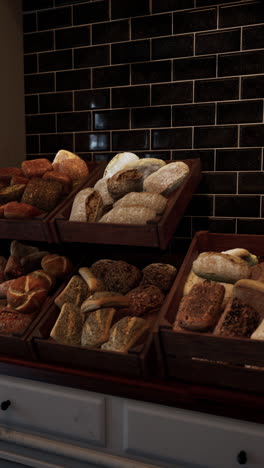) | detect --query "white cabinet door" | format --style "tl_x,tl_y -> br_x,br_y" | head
0,376 -> 105,446
122,400 -> 264,468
